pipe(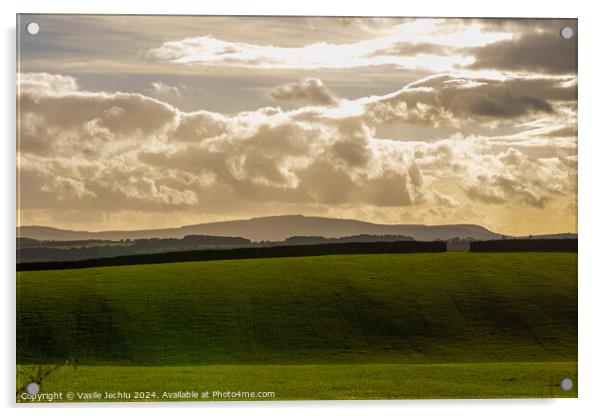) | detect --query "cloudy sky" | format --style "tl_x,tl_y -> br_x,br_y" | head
17,15 -> 577,235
